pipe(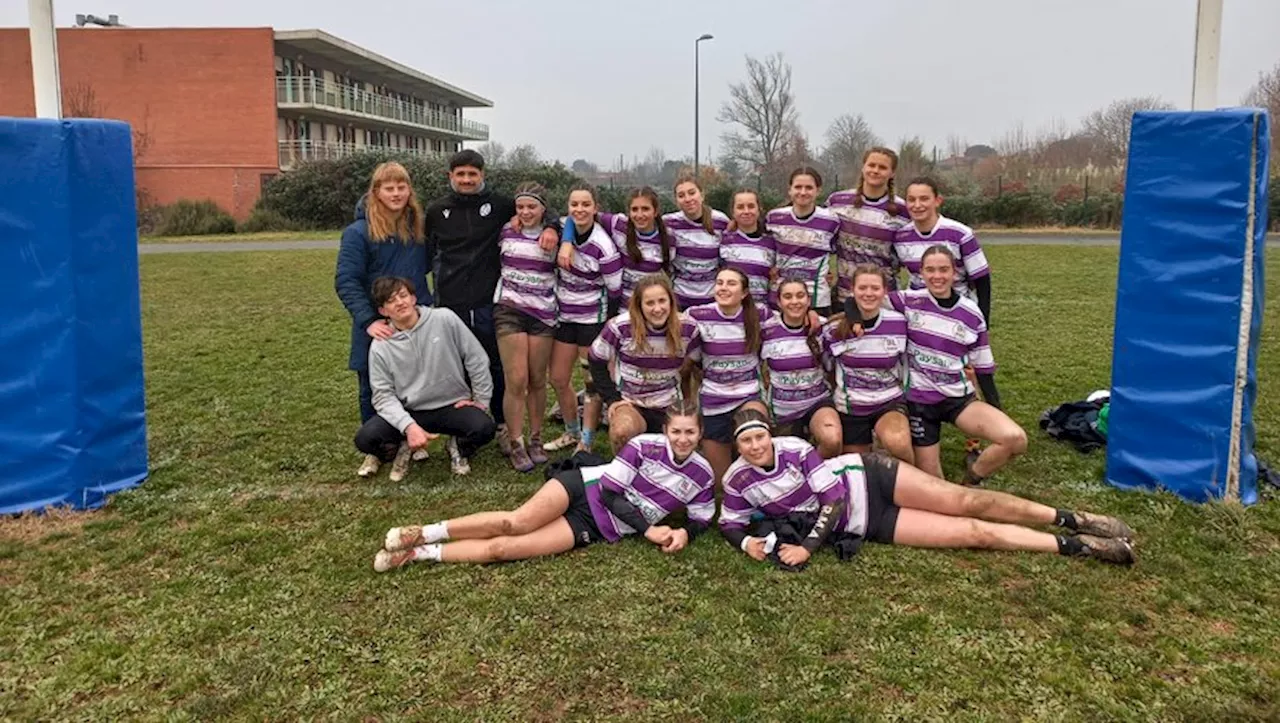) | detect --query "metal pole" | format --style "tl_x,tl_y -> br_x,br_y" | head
1191,0 -> 1223,110
28,0 -> 62,119
694,34 -> 713,178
